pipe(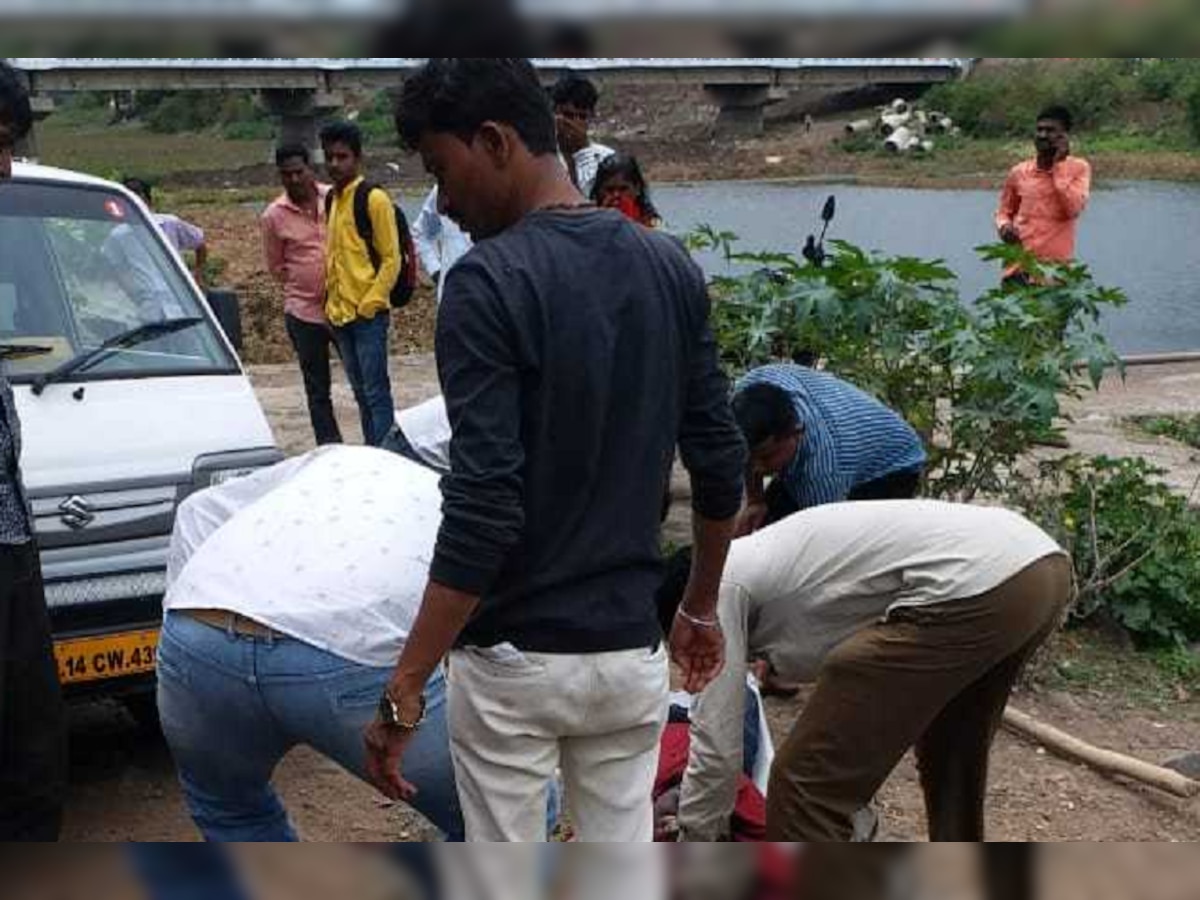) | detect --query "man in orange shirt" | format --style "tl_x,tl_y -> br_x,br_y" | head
996,105 -> 1092,285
